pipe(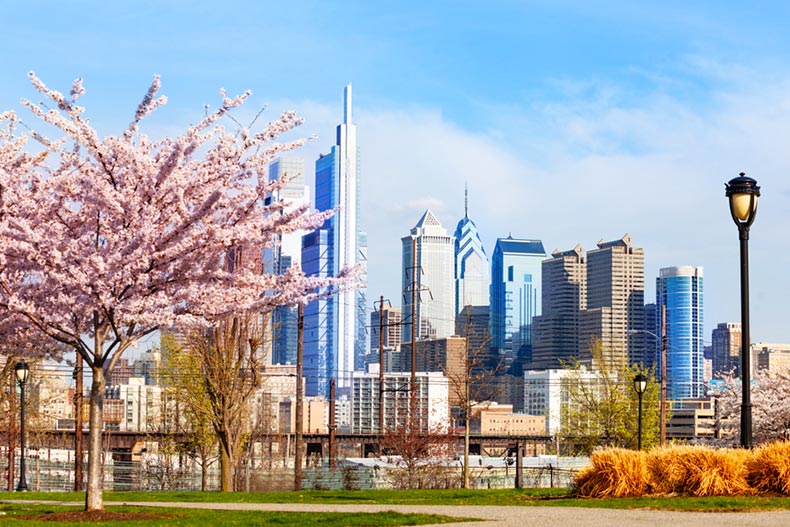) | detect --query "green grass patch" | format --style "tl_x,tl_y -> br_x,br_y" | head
0,488 -> 567,506
4,488 -> 790,511
0,503 -> 468,526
